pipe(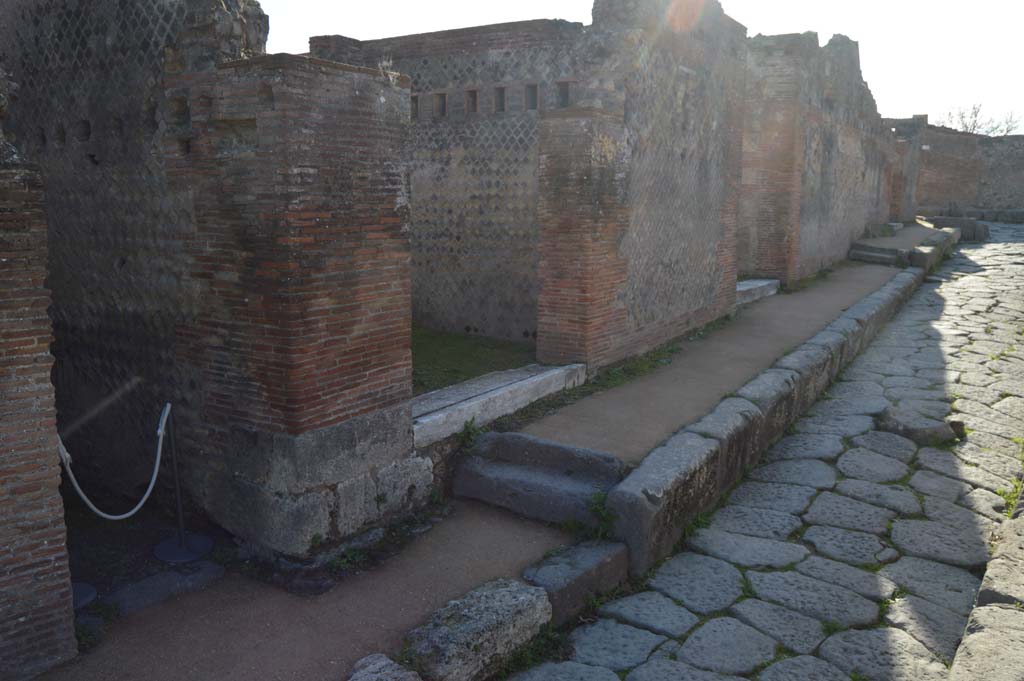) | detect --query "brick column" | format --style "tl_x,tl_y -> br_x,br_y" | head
162,54 -> 425,557
0,163 -> 77,677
